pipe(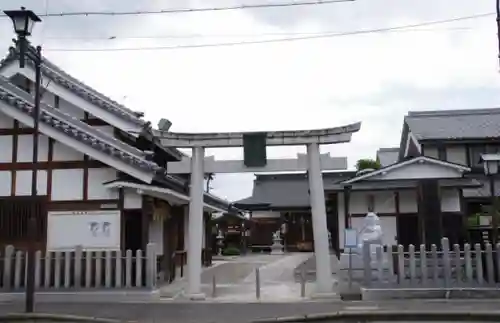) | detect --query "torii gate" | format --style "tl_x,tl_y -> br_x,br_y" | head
157,122 -> 361,299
